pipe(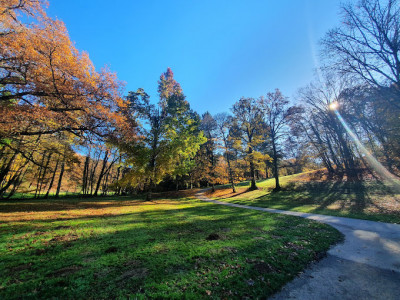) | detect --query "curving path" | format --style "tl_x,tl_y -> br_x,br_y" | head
196,190 -> 400,299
